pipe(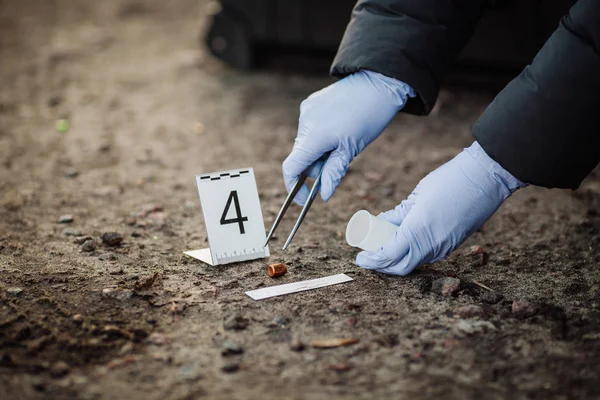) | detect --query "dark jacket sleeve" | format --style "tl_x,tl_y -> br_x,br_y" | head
473,0 -> 600,190
330,0 -> 489,115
